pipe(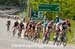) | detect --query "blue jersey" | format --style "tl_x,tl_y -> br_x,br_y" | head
55,17 -> 59,23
